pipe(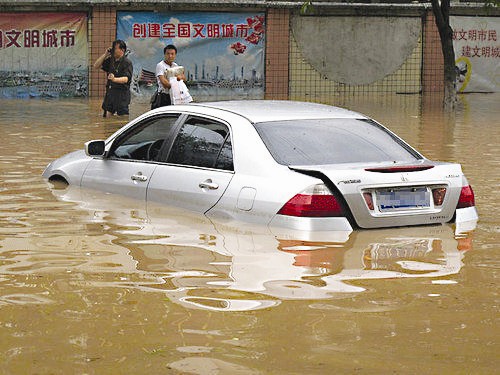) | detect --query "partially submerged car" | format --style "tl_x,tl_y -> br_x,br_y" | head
42,100 -> 478,232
